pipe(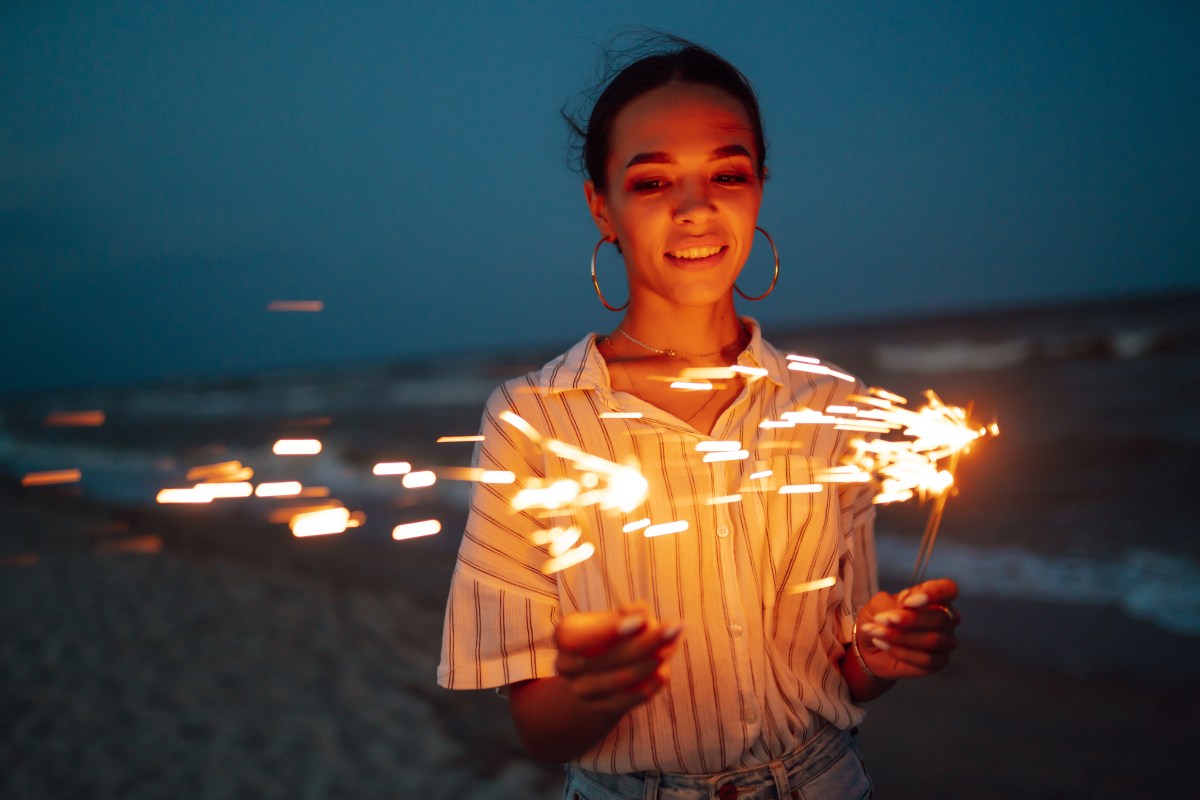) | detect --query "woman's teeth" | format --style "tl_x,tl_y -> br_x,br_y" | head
670,245 -> 722,260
